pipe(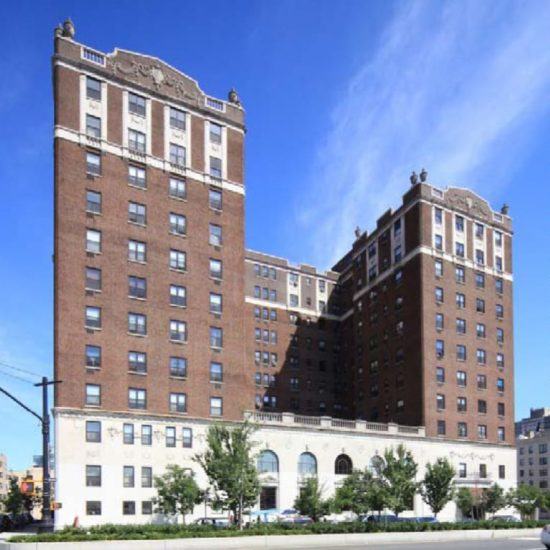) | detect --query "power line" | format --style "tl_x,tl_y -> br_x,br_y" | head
0,367 -> 36,385
0,359 -> 44,379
